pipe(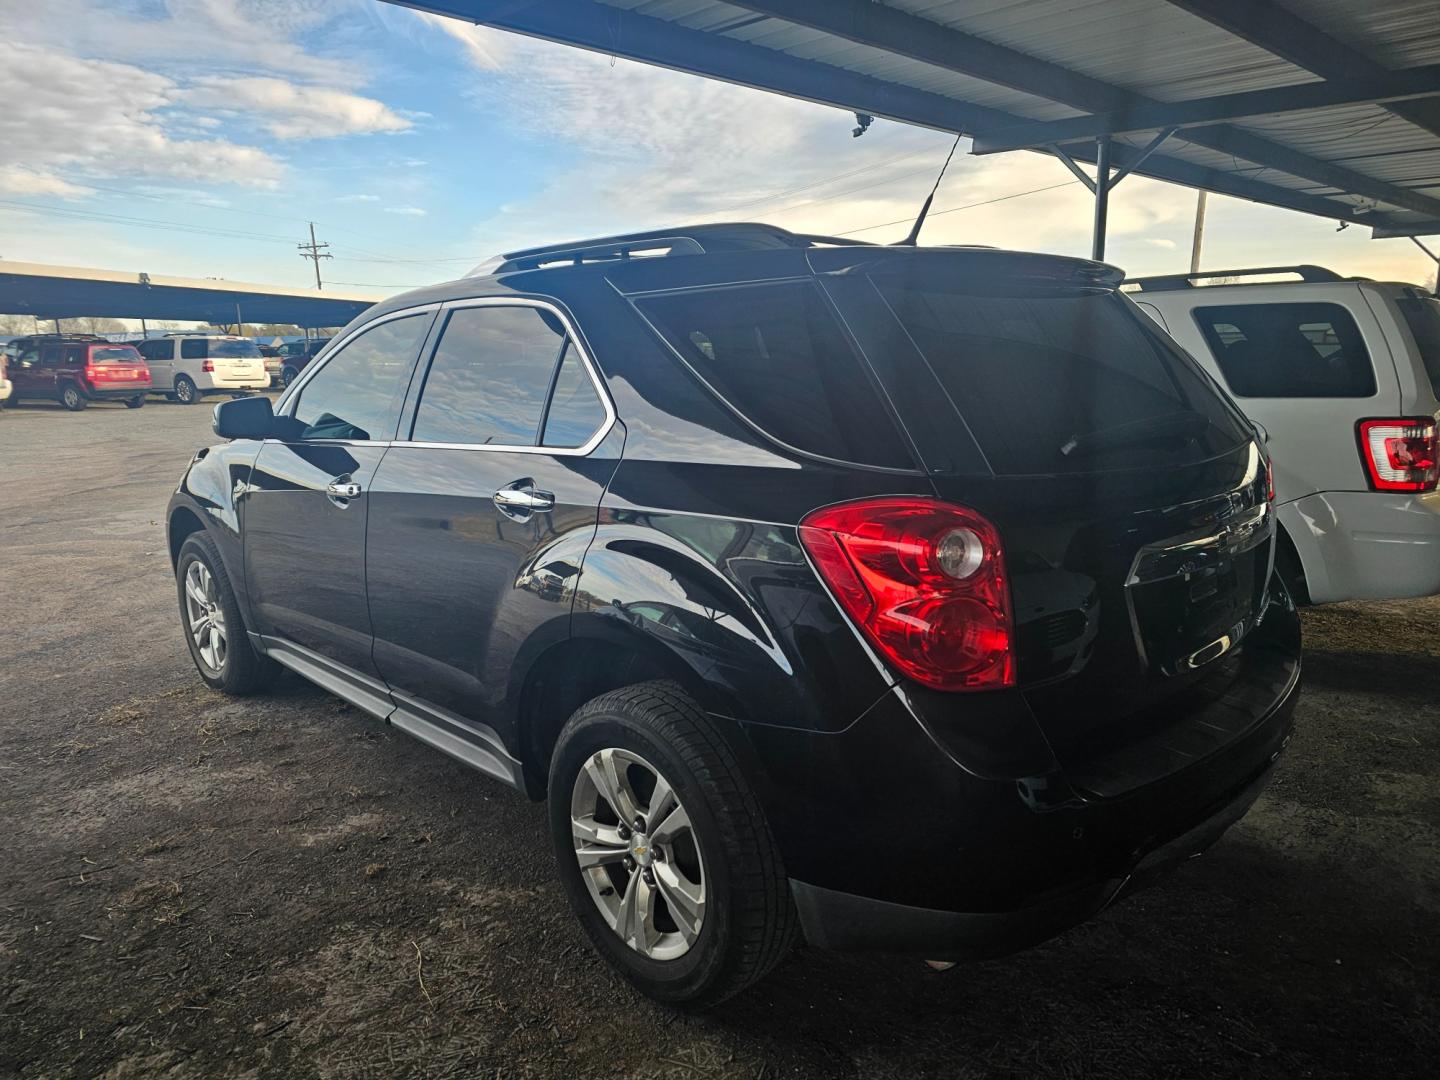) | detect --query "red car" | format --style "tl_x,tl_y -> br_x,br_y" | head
6,334 -> 152,410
